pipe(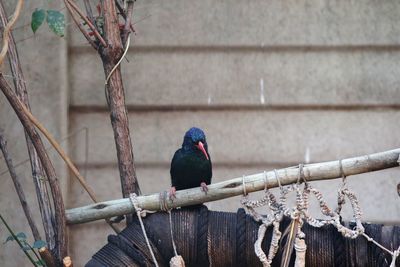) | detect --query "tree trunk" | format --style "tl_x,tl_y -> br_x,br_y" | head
98,1 -> 141,225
